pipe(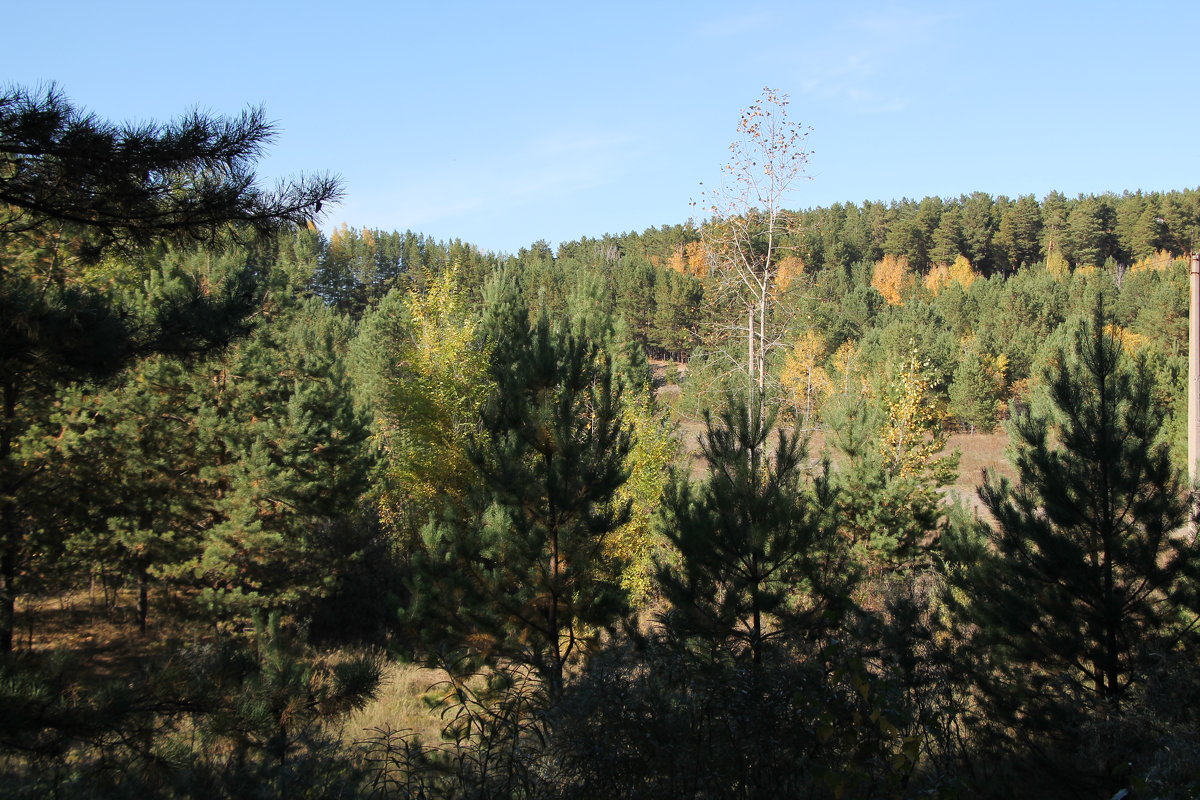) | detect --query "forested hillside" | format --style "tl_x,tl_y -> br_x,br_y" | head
4,84 -> 1200,799
319,185 -> 1194,450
